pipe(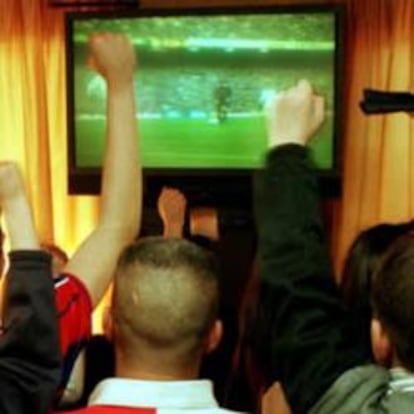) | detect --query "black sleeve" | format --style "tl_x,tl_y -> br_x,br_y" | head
254,145 -> 371,414
0,250 -> 61,414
